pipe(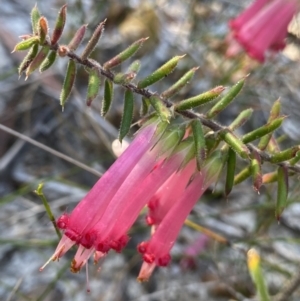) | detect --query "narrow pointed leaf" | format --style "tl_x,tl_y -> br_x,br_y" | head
206,77 -> 246,119
51,4 -> 67,45
38,17 -> 48,45
258,99 -> 281,150
247,249 -> 271,301
101,79 -> 113,116
276,166 -> 288,221
191,119 -> 206,170
220,129 -> 250,159
174,86 -> 225,111
86,68 -> 101,106
18,43 -> 39,76
104,38 -> 147,70
68,24 -> 87,51
229,108 -> 253,131
242,117 -> 285,144
234,166 -> 251,185
140,97 -> 150,116
12,36 -> 39,52
39,50 -> 57,72
60,59 -> 77,110
225,147 -> 236,197
119,89 -> 134,142
81,19 -> 106,60
251,156 -> 262,193
137,55 -> 185,89
263,170 -> 294,184
161,67 -> 198,99
289,150 -> 300,165
269,146 -> 300,163
25,46 -> 50,79
149,95 -> 171,123
31,5 -> 41,35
